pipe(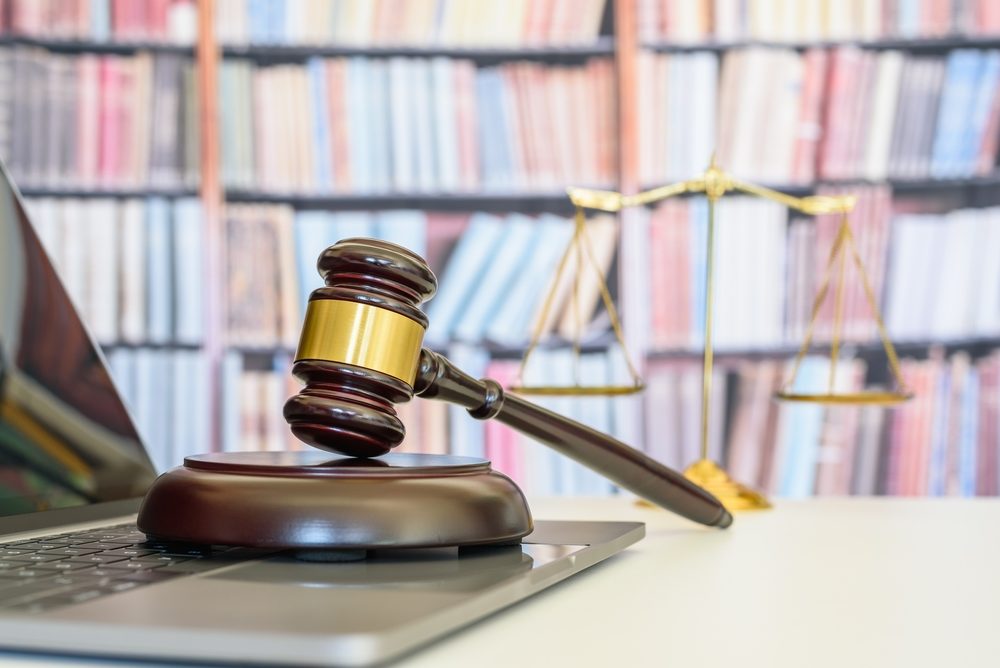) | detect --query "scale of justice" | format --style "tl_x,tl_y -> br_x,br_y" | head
513,156 -> 913,511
